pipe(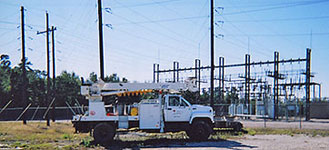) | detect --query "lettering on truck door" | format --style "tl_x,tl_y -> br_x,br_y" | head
165,95 -> 191,122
